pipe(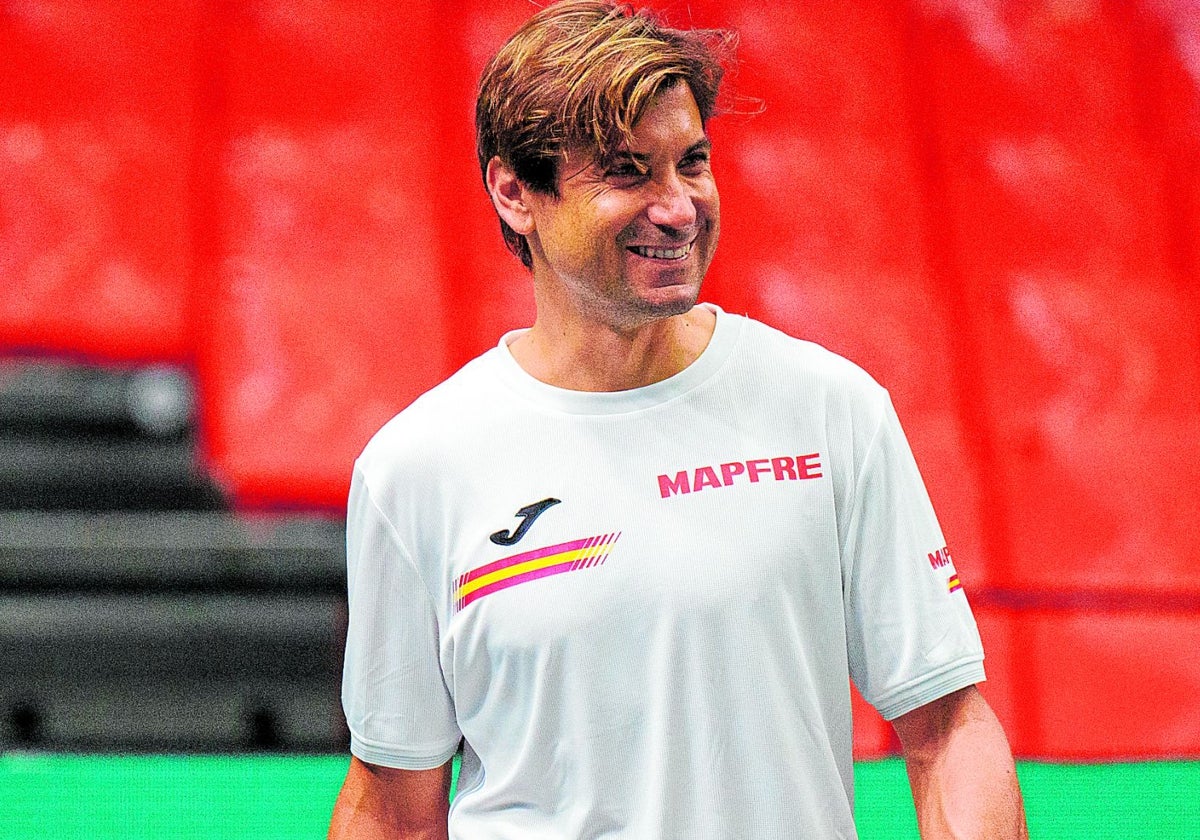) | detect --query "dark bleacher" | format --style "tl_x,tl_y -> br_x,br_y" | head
0,357 -> 348,752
